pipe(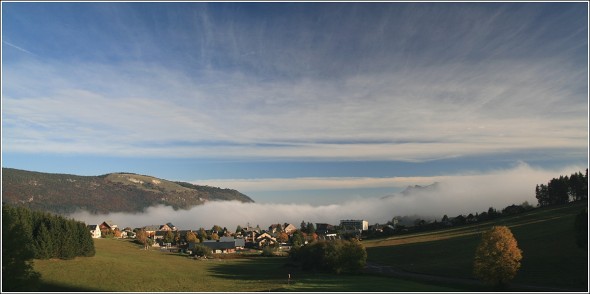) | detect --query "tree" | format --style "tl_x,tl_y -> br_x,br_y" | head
277,232 -> 289,243
338,238 -> 367,273
186,231 -> 199,244
235,225 -> 243,234
163,230 -> 175,244
2,205 -> 41,291
113,228 -> 122,238
210,232 -> 220,241
211,225 -> 222,233
574,208 -> 588,250
289,239 -> 367,274
198,228 -> 208,242
306,222 -> 316,234
474,226 -> 522,288
174,231 -> 181,245
190,244 -> 212,258
135,230 -> 149,249
291,230 -> 305,247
